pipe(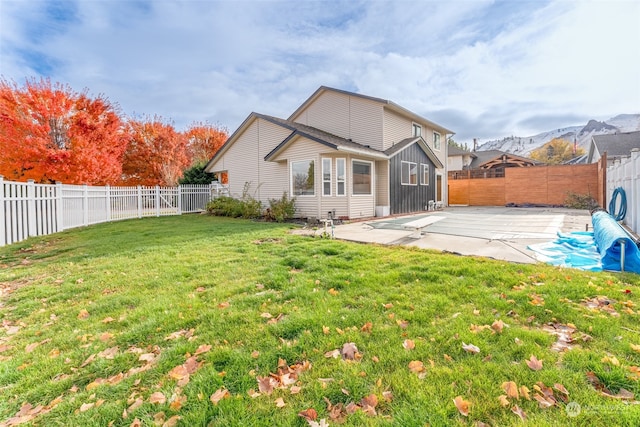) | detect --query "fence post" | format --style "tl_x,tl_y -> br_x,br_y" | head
82,184 -> 89,226
0,176 -> 5,246
27,179 -> 37,237
177,185 -> 183,215
155,186 -> 160,217
631,149 -> 639,233
56,182 -> 63,231
137,186 -> 142,218
106,185 -> 111,221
